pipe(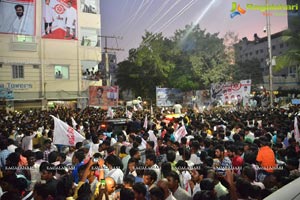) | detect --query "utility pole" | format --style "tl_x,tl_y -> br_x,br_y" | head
266,0 -> 273,107
99,35 -> 123,86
